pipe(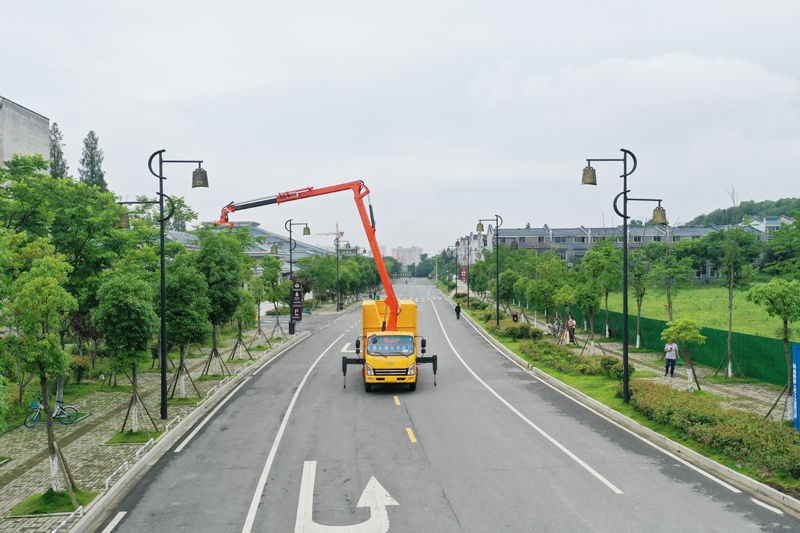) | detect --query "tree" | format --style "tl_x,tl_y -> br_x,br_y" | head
661,319 -> 706,392
49,122 -> 70,179
628,248 -> 651,348
574,282 -> 601,349
579,240 -> 619,336
93,272 -> 158,432
78,130 -> 107,190
128,194 -> 198,232
165,253 -> 211,398
645,241 -> 695,322
0,154 -> 56,236
249,255 -> 282,346
747,279 -> 800,420
6,239 -> 78,500
229,289 -> 256,360
762,213 -> 800,276
196,227 -> 245,376
702,228 -> 762,377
